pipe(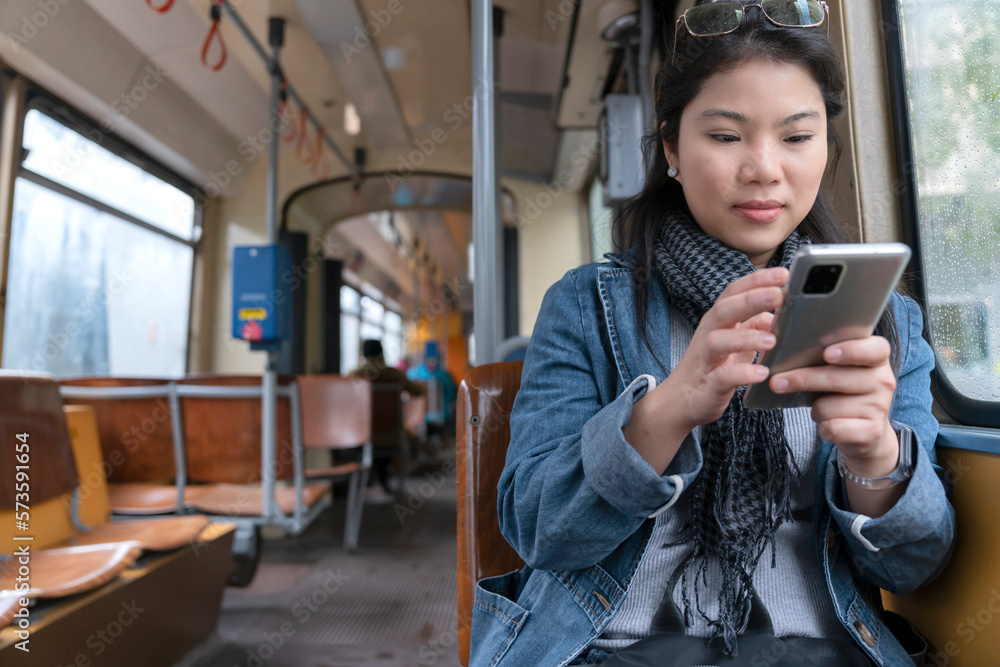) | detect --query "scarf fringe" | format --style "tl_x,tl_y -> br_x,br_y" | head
652,210 -> 807,657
